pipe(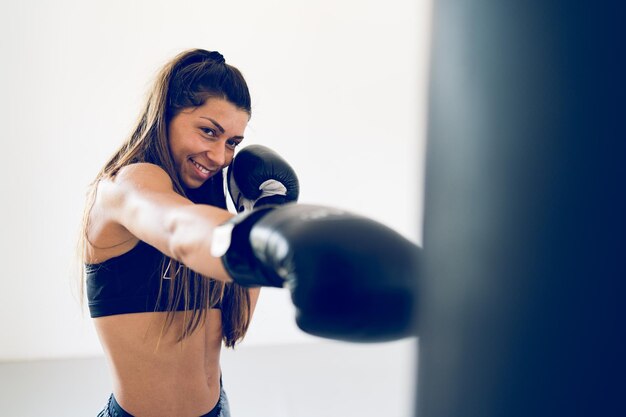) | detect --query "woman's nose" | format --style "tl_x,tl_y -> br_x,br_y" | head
207,142 -> 226,167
